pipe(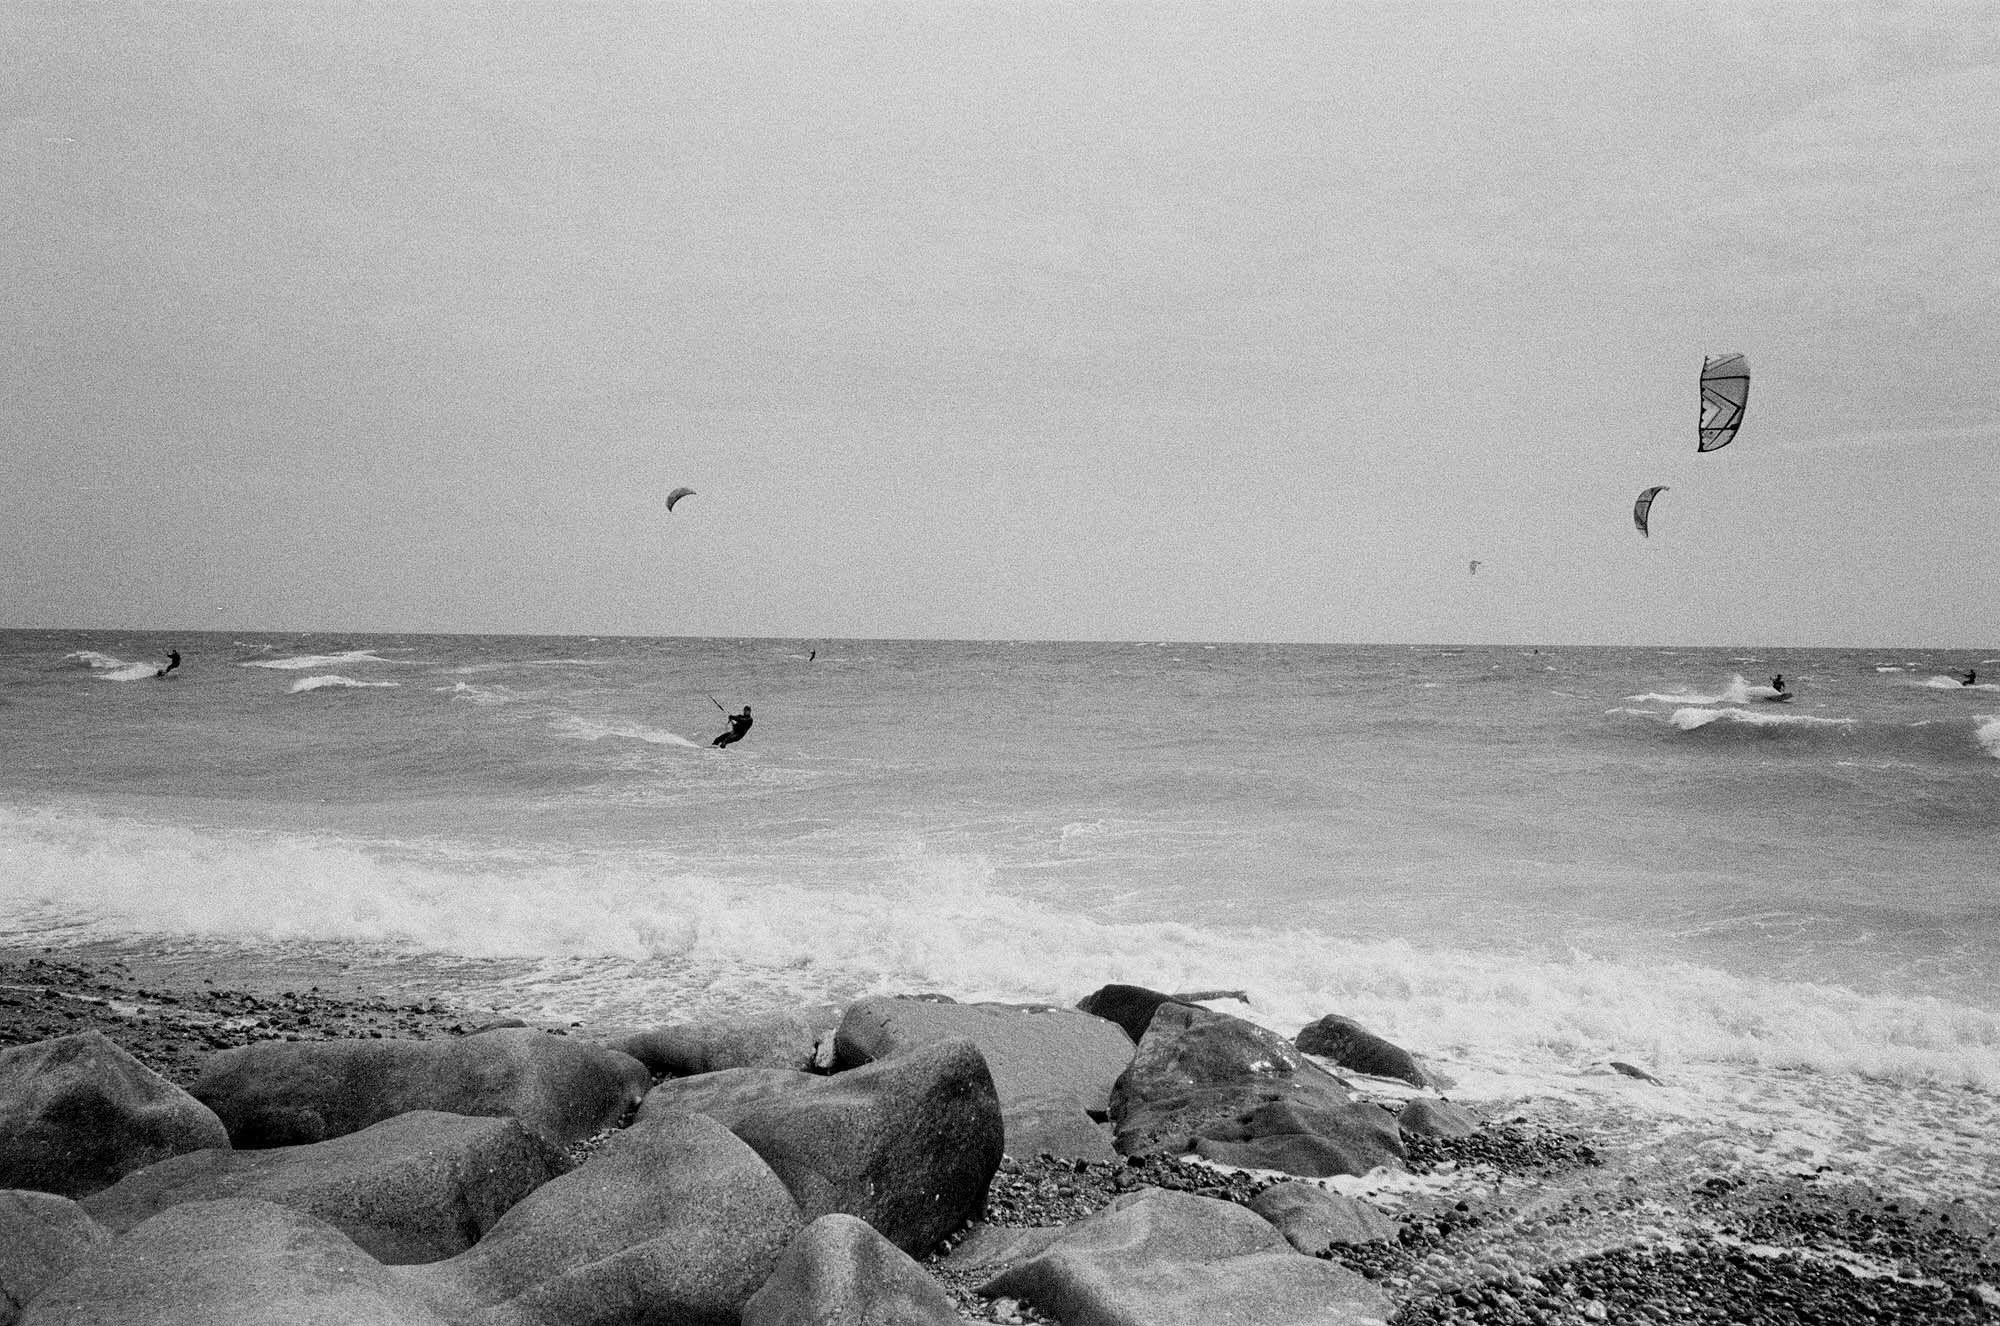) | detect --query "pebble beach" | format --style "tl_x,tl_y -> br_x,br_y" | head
7,946 -> 1994,1325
